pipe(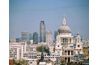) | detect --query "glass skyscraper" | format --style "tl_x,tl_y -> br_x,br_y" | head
40,20 -> 46,42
